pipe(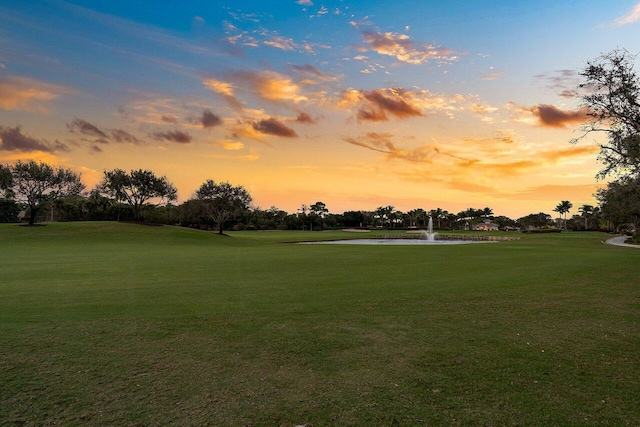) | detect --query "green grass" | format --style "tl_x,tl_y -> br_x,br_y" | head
1,222 -> 639,426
